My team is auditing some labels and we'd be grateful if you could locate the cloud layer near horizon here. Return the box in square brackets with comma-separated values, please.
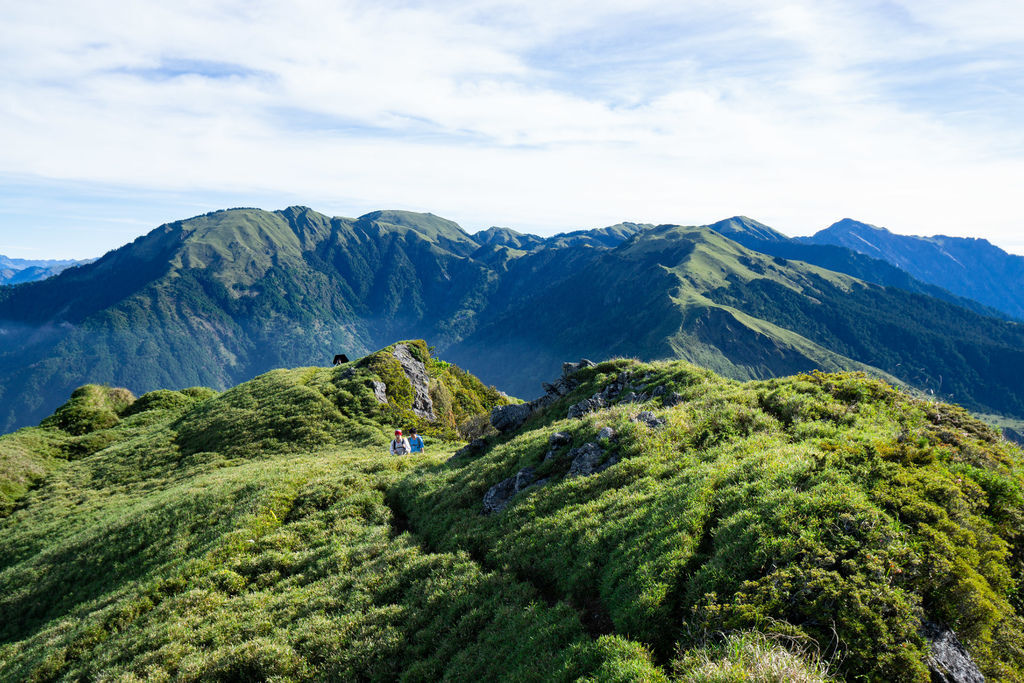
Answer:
[1, 0, 1023, 258]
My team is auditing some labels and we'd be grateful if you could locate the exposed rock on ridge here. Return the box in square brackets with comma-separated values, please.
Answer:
[393, 343, 435, 420]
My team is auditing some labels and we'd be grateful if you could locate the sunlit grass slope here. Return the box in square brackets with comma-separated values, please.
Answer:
[3, 341, 1022, 681]
[396, 358, 1024, 682]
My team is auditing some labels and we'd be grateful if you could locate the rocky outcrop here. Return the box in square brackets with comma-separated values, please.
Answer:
[568, 395, 605, 419]
[393, 344, 435, 420]
[482, 466, 548, 514]
[543, 431, 572, 461]
[632, 411, 667, 429]
[566, 442, 616, 477]
[490, 403, 534, 432]
[923, 622, 984, 683]
[490, 359, 593, 433]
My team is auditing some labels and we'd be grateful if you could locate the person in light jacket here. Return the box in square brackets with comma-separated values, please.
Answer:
[390, 429, 411, 456]
[408, 427, 425, 453]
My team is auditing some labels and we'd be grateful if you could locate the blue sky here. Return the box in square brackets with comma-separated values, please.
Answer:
[1, 0, 1023, 259]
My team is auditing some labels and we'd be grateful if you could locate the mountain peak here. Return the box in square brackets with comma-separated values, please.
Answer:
[825, 218, 890, 234]
[707, 216, 787, 242]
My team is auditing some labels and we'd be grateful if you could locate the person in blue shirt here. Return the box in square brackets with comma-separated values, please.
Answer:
[408, 427, 425, 453]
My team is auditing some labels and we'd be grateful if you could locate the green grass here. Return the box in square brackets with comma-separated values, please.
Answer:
[3, 345, 1023, 681]
[395, 360, 1024, 682]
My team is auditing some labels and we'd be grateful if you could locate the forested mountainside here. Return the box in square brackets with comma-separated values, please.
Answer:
[802, 218, 1024, 320]
[2, 344, 1021, 681]
[1, 206, 1022, 433]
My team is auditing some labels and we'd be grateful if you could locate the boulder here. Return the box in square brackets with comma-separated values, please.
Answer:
[923, 622, 984, 683]
[597, 426, 616, 441]
[567, 442, 611, 477]
[632, 411, 667, 429]
[483, 466, 546, 514]
[549, 431, 572, 448]
[491, 403, 534, 432]
[544, 431, 573, 461]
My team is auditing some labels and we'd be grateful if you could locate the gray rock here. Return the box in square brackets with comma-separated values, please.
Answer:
[562, 359, 596, 377]
[632, 411, 667, 429]
[597, 427, 616, 441]
[620, 391, 650, 404]
[568, 394, 605, 419]
[662, 392, 685, 407]
[491, 403, 534, 432]
[549, 431, 572, 448]
[923, 622, 984, 683]
[371, 380, 388, 404]
[483, 466, 544, 514]
[392, 344, 436, 420]
[449, 438, 487, 462]
[567, 442, 608, 477]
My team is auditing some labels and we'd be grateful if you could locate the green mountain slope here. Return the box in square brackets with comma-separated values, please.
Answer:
[2, 207, 1024, 433]
[710, 217, 1008, 320]
[3, 346, 1022, 681]
[447, 225, 1024, 418]
[803, 218, 1024, 320]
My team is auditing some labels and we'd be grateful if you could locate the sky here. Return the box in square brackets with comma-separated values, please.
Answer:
[1, 0, 1023, 259]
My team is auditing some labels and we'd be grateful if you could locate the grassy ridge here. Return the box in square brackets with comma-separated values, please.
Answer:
[396, 359, 1024, 681]
[0, 343, 670, 681]
[3, 343, 1023, 680]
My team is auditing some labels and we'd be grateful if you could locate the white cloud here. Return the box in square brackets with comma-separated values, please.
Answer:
[0, 0, 1022, 256]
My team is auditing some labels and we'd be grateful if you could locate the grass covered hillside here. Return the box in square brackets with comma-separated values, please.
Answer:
[3, 342, 1024, 681]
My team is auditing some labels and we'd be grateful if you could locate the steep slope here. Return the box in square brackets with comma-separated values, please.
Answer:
[803, 218, 1024, 320]
[449, 224, 1024, 419]
[0, 208, 494, 431]
[4, 348, 1022, 680]
[3, 207, 1024, 434]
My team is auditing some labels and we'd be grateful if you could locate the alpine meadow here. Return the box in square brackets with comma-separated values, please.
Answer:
[5, 2, 1024, 681]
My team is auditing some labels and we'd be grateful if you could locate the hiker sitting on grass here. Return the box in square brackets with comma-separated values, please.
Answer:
[408, 427, 425, 453]
[390, 430, 411, 456]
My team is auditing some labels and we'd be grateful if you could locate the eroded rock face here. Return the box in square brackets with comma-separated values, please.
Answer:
[393, 344, 435, 420]
[482, 466, 548, 514]
[371, 380, 388, 404]
[924, 622, 985, 683]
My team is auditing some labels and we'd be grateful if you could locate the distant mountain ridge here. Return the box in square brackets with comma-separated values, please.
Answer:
[802, 218, 1024, 320]
[1, 206, 1023, 432]
[0, 254, 88, 286]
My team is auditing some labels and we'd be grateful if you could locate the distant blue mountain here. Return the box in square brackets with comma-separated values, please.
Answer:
[0, 255, 89, 285]
[800, 219, 1024, 320]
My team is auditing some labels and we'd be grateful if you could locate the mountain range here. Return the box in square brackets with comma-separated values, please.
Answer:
[0, 206, 1022, 433]
[802, 218, 1024, 320]
[0, 254, 88, 286]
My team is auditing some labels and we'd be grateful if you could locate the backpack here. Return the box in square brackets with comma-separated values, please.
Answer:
[393, 438, 409, 455]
